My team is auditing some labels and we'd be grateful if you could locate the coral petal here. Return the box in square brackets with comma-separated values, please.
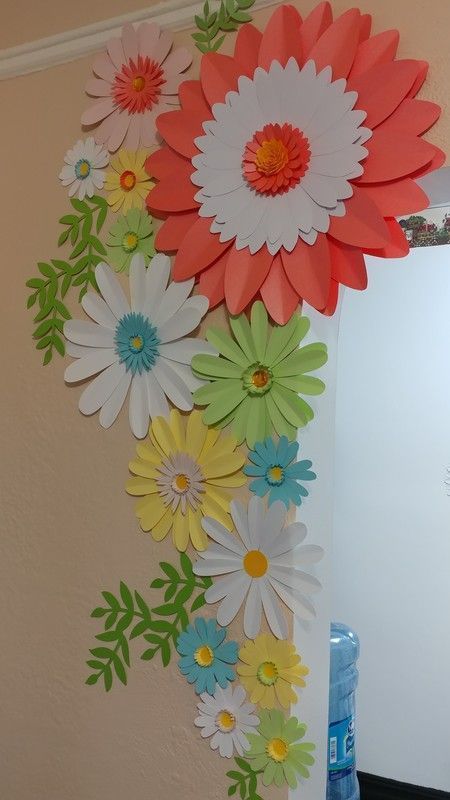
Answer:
[379, 98, 441, 136]
[145, 147, 187, 180]
[155, 212, 199, 251]
[360, 131, 438, 183]
[359, 178, 429, 217]
[281, 234, 330, 309]
[413, 145, 446, 179]
[365, 218, 409, 259]
[328, 239, 367, 289]
[200, 53, 243, 107]
[328, 186, 390, 249]
[198, 251, 228, 308]
[407, 61, 428, 97]
[350, 29, 399, 78]
[258, 5, 303, 70]
[320, 279, 339, 316]
[348, 59, 422, 129]
[234, 24, 262, 75]
[308, 8, 361, 79]
[298, 1, 332, 60]
[157, 110, 205, 158]
[224, 247, 273, 314]
[147, 171, 198, 213]
[179, 79, 210, 115]
[358, 14, 372, 43]
[260, 255, 300, 324]
[173, 217, 232, 280]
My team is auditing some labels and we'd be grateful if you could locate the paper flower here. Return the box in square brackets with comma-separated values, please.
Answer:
[237, 634, 309, 709]
[191, 302, 327, 447]
[194, 683, 259, 757]
[81, 22, 192, 152]
[193, 496, 324, 639]
[105, 149, 153, 213]
[106, 209, 155, 272]
[126, 409, 246, 551]
[59, 137, 108, 199]
[63, 254, 209, 438]
[246, 709, 316, 788]
[176, 617, 238, 694]
[244, 436, 316, 508]
[147, 3, 442, 323]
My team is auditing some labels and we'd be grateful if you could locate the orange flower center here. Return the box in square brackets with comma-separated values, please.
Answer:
[243, 122, 311, 196]
[132, 75, 146, 92]
[120, 170, 137, 191]
[243, 549, 268, 578]
[252, 368, 270, 388]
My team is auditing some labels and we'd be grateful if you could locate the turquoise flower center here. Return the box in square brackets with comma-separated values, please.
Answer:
[115, 311, 159, 375]
[242, 362, 273, 396]
[75, 158, 91, 179]
[266, 465, 285, 486]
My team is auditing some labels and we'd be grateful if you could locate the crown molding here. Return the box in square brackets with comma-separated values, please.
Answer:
[0, 0, 276, 81]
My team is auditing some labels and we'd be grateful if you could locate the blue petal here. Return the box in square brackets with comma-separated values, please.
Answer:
[205, 669, 217, 695]
[264, 437, 278, 463]
[216, 641, 239, 664]
[178, 655, 195, 669]
[195, 672, 208, 694]
[284, 441, 300, 466]
[275, 435, 289, 465]
[268, 486, 290, 508]
[249, 477, 269, 497]
[285, 461, 316, 480]
[244, 464, 266, 477]
[186, 664, 200, 683]
[195, 617, 208, 640]
[250, 448, 269, 468]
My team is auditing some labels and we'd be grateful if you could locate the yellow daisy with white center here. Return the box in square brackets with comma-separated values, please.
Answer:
[126, 409, 246, 552]
[237, 634, 309, 709]
[105, 148, 153, 213]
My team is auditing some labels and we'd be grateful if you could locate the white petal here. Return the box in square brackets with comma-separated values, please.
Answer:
[152, 278, 195, 327]
[129, 372, 149, 438]
[243, 580, 262, 639]
[129, 254, 147, 313]
[146, 371, 169, 419]
[268, 579, 317, 621]
[64, 320, 114, 348]
[99, 370, 132, 428]
[265, 523, 307, 557]
[301, 172, 352, 207]
[287, 186, 315, 234]
[158, 338, 216, 364]
[261, 500, 286, 545]
[247, 496, 266, 548]
[79, 361, 126, 415]
[230, 501, 251, 550]
[142, 253, 170, 319]
[269, 564, 322, 593]
[202, 517, 246, 555]
[152, 359, 193, 411]
[157, 302, 207, 343]
[216, 574, 251, 626]
[203, 571, 245, 599]
[259, 580, 288, 639]
[81, 291, 118, 329]
[65, 341, 96, 359]
[64, 348, 117, 382]
[272, 544, 324, 566]
[95, 262, 130, 319]
[196, 558, 243, 576]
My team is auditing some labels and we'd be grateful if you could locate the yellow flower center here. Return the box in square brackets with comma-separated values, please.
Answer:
[243, 549, 268, 578]
[133, 75, 146, 92]
[216, 710, 236, 732]
[194, 644, 214, 667]
[252, 368, 271, 388]
[255, 138, 290, 177]
[269, 466, 283, 482]
[120, 170, 137, 191]
[257, 660, 278, 686]
[129, 334, 144, 352]
[267, 737, 289, 763]
[173, 473, 190, 493]
[79, 160, 90, 177]
[122, 232, 139, 253]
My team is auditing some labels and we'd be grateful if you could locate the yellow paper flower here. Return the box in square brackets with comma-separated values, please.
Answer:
[105, 148, 153, 213]
[126, 409, 246, 552]
[237, 634, 309, 709]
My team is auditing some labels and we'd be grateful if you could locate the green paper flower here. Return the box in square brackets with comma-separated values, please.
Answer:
[246, 709, 316, 789]
[191, 301, 327, 447]
[106, 208, 155, 273]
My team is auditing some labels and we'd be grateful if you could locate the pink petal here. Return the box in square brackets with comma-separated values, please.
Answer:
[94, 110, 120, 145]
[138, 21, 160, 55]
[121, 22, 138, 63]
[81, 98, 115, 126]
[107, 111, 130, 153]
[153, 30, 173, 65]
[107, 36, 126, 70]
[162, 47, 192, 77]
[85, 78, 111, 98]
[92, 53, 115, 82]
[123, 113, 142, 150]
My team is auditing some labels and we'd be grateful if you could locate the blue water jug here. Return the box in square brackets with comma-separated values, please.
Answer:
[327, 623, 360, 800]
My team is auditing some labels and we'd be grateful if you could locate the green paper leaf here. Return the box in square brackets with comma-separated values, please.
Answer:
[160, 562, 180, 582]
[150, 577, 165, 589]
[71, 198, 90, 214]
[38, 262, 56, 278]
[190, 593, 206, 613]
[43, 350, 52, 366]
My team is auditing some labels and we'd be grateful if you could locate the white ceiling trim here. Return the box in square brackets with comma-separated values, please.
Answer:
[0, 0, 277, 81]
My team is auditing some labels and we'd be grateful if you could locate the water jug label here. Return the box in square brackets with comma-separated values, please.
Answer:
[328, 715, 355, 781]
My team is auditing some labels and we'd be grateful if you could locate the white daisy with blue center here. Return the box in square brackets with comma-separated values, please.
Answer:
[59, 137, 109, 199]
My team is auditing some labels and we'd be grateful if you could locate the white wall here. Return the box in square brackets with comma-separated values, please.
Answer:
[332, 246, 450, 792]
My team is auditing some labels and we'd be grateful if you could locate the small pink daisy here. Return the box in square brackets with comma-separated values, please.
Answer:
[81, 22, 192, 152]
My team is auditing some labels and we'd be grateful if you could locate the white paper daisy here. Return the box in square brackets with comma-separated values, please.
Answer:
[59, 137, 109, 199]
[193, 496, 323, 639]
[63, 254, 211, 438]
[192, 58, 371, 254]
[195, 683, 259, 758]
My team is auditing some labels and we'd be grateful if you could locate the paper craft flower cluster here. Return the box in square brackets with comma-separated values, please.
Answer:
[47, 3, 443, 797]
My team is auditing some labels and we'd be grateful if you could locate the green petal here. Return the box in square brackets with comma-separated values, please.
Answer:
[289, 746, 315, 767]
[276, 375, 326, 395]
[115, 216, 129, 235]
[249, 753, 269, 770]
[206, 327, 249, 367]
[283, 716, 303, 743]
[140, 239, 155, 257]
[282, 762, 298, 789]
[250, 301, 268, 362]
[265, 392, 297, 440]
[246, 396, 268, 448]
[191, 354, 242, 379]
[271, 384, 313, 428]
[272, 345, 327, 378]
[193, 378, 240, 405]
[266, 314, 310, 367]
[229, 313, 257, 363]
[246, 733, 267, 755]
[126, 207, 141, 230]
[269, 709, 285, 737]
[262, 760, 277, 786]
[137, 213, 153, 236]
[230, 395, 252, 444]
[274, 765, 285, 787]
[202, 387, 247, 426]
[258, 711, 275, 740]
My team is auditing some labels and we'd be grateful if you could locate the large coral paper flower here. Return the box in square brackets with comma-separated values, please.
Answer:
[146, 2, 443, 323]
[81, 22, 192, 152]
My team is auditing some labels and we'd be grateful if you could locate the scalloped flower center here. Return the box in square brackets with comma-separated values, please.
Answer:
[257, 660, 279, 686]
[194, 644, 214, 667]
[75, 159, 91, 179]
[242, 363, 273, 396]
[173, 473, 190, 493]
[113, 55, 165, 114]
[244, 549, 268, 578]
[120, 170, 137, 191]
[156, 452, 204, 514]
[115, 311, 160, 375]
[267, 737, 289, 763]
[122, 231, 139, 253]
[267, 465, 284, 486]
[243, 123, 311, 196]
[216, 710, 236, 732]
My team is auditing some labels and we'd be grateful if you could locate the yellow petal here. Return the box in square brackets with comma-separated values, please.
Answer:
[135, 442, 161, 465]
[128, 459, 159, 480]
[152, 508, 173, 542]
[202, 453, 245, 480]
[186, 409, 207, 460]
[250, 682, 269, 705]
[198, 427, 221, 460]
[106, 188, 124, 209]
[126, 477, 155, 496]
[236, 663, 257, 677]
[201, 494, 232, 530]
[118, 149, 132, 170]
[173, 508, 189, 552]
[204, 484, 230, 513]
[169, 409, 185, 451]
[189, 508, 207, 551]
[259, 684, 276, 709]
[275, 679, 297, 708]
[104, 173, 120, 190]
[198, 433, 238, 466]
[151, 416, 178, 457]
[137, 495, 167, 532]
[207, 473, 247, 488]
[123, 191, 135, 215]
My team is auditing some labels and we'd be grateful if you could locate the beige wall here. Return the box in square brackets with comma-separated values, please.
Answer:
[1, 2, 449, 799]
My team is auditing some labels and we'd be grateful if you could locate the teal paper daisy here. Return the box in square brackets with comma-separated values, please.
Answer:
[176, 617, 238, 695]
[244, 436, 316, 508]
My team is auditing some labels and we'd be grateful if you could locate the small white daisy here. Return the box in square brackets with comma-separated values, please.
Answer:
[63, 254, 211, 438]
[193, 496, 323, 639]
[195, 683, 259, 758]
[59, 137, 109, 199]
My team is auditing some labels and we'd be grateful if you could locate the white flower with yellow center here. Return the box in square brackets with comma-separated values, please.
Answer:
[193, 496, 323, 639]
[194, 684, 259, 758]
[59, 137, 109, 199]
